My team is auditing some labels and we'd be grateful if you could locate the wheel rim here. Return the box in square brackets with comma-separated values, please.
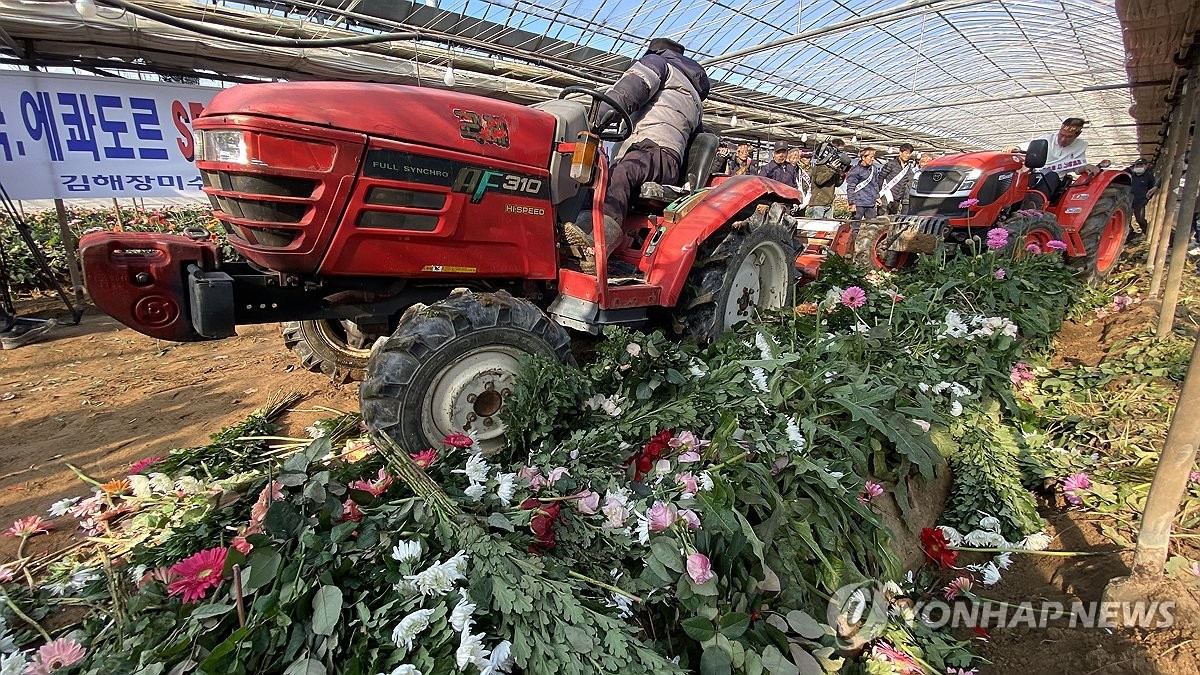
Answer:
[1016, 227, 1056, 257]
[872, 230, 911, 270]
[422, 345, 522, 453]
[312, 319, 374, 358]
[721, 240, 790, 330]
[1095, 208, 1126, 272]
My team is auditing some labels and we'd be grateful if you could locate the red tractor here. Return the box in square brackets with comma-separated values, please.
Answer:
[795, 139, 1131, 283]
[80, 82, 803, 452]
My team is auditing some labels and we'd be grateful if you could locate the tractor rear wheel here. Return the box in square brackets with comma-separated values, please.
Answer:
[281, 319, 379, 383]
[1067, 184, 1131, 285]
[999, 212, 1064, 258]
[852, 217, 913, 271]
[678, 202, 797, 342]
[360, 290, 574, 455]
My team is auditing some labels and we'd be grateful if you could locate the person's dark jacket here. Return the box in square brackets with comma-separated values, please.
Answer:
[878, 157, 914, 204]
[1124, 167, 1158, 206]
[712, 153, 734, 175]
[809, 163, 844, 207]
[845, 162, 882, 207]
[602, 49, 711, 163]
[759, 160, 798, 186]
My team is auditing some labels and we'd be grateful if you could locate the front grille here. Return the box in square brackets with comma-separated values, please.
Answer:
[202, 169, 319, 247]
[908, 196, 968, 219]
[915, 169, 964, 194]
[215, 196, 307, 224]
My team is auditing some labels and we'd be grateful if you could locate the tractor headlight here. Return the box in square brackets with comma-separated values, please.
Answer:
[958, 168, 983, 191]
[199, 130, 250, 164]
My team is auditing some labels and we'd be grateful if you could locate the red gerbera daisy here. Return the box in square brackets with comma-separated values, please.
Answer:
[166, 547, 228, 604]
[129, 456, 165, 474]
[410, 448, 438, 469]
[443, 432, 474, 448]
[920, 527, 958, 569]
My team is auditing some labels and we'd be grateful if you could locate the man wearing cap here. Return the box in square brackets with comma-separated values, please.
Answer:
[1123, 158, 1157, 244]
[1009, 117, 1099, 211]
[568, 36, 710, 271]
[759, 141, 798, 186]
[877, 143, 915, 216]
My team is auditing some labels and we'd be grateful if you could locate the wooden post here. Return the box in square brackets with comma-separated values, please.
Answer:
[111, 197, 124, 231]
[1149, 70, 1197, 297]
[53, 199, 86, 305]
[1156, 83, 1200, 337]
[1142, 117, 1177, 258]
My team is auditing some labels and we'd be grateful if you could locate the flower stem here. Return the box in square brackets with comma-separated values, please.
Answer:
[950, 546, 1114, 556]
[64, 462, 103, 488]
[0, 585, 51, 642]
[568, 570, 643, 603]
[708, 451, 751, 473]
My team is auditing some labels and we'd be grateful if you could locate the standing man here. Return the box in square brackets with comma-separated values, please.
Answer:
[1008, 117, 1098, 211]
[730, 143, 756, 175]
[845, 147, 882, 234]
[759, 141, 797, 185]
[877, 143, 915, 215]
[807, 139, 846, 218]
[568, 37, 710, 270]
[1124, 158, 1157, 244]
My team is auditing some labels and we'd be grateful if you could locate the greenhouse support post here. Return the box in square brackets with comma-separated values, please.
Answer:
[1143, 104, 1181, 263]
[53, 199, 85, 305]
[1148, 70, 1196, 297]
[1156, 84, 1200, 337]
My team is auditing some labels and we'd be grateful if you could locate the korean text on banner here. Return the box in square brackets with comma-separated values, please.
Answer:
[0, 72, 220, 200]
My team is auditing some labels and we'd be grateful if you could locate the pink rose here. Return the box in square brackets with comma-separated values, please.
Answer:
[576, 490, 600, 515]
[686, 552, 714, 584]
[602, 497, 629, 528]
[679, 509, 701, 530]
[676, 472, 699, 495]
[647, 501, 678, 532]
[677, 451, 701, 463]
[547, 466, 571, 484]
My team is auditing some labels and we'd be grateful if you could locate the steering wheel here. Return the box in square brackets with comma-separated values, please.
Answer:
[558, 86, 633, 143]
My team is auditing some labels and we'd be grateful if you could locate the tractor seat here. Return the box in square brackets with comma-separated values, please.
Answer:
[631, 132, 720, 213]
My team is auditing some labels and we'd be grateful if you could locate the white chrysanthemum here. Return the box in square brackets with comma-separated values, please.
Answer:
[405, 554, 467, 596]
[69, 567, 100, 591]
[0, 618, 15, 653]
[464, 482, 486, 501]
[46, 497, 80, 517]
[606, 592, 634, 619]
[0, 651, 27, 675]
[634, 513, 650, 545]
[128, 475, 153, 498]
[785, 418, 807, 453]
[450, 589, 477, 632]
[494, 473, 516, 506]
[963, 529, 1007, 548]
[443, 550, 469, 578]
[918, 382, 930, 392]
[305, 423, 326, 439]
[949, 400, 964, 417]
[381, 665, 422, 675]
[941, 310, 969, 338]
[994, 552, 1014, 570]
[931, 381, 951, 395]
[755, 331, 775, 360]
[1019, 532, 1052, 551]
[600, 396, 623, 417]
[455, 627, 490, 671]
[175, 476, 201, 495]
[482, 640, 514, 675]
[147, 472, 173, 494]
[936, 526, 964, 547]
[978, 515, 1002, 533]
[750, 368, 769, 394]
[455, 454, 491, 483]
[391, 540, 422, 563]
[391, 608, 434, 649]
[882, 581, 904, 599]
[697, 472, 714, 492]
[949, 383, 971, 399]
[977, 562, 1002, 586]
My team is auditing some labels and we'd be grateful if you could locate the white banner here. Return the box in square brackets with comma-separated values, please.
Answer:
[0, 72, 220, 200]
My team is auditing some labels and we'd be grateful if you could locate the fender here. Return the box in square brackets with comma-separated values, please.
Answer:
[644, 175, 802, 306]
[1049, 169, 1131, 255]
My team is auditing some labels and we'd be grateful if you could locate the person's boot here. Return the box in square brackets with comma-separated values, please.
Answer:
[563, 219, 596, 274]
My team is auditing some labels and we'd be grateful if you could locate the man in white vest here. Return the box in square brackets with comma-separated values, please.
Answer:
[1008, 117, 1099, 211]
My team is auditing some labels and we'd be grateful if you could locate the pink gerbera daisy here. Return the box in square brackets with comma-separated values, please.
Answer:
[410, 448, 438, 469]
[25, 638, 86, 674]
[1062, 472, 1092, 505]
[858, 481, 885, 504]
[5, 515, 54, 538]
[943, 576, 973, 601]
[129, 456, 165, 474]
[0, 564, 13, 583]
[348, 468, 394, 497]
[1046, 239, 1067, 251]
[840, 286, 867, 309]
[443, 432, 474, 448]
[994, 268, 1006, 280]
[1025, 243, 1042, 254]
[340, 499, 363, 523]
[166, 547, 228, 604]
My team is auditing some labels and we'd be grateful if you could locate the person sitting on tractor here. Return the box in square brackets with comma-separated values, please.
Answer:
[567, 37, 711, 271]
[1008, 117, 1100, 211]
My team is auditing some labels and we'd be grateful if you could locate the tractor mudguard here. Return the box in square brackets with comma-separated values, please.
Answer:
[1049, 170, 1132, 255]
[643, 175, 803, 306]
[80, 232, 222, 342]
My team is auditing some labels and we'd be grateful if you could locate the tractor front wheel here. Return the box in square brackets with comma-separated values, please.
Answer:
[852, 217, 913, 271]
[999, 213, 1064, 258]
[360, 290, 574, 455]
[281, 319, 379, 383]
[678, 202, 797, 342]
[1068, 184, 1131, 285]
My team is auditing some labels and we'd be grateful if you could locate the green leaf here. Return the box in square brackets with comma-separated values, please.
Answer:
[244, 547, 283, 593]
[681, 616, 716, 642]
[650, 536, 684, 573]
[761, 646, 799, 675]
[785, 610, 825, 640]
[718, 612, 750, 639]
[700, 645, 733, 675]
[311, 585, 343, 636]
[282, 657, 327, 675]
[263, 501, 305, 538]
[189, 603, 234, 621]
[486, 513, 515, 532]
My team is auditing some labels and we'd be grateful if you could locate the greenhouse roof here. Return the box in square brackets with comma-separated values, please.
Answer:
[1, 0, 1196, 161]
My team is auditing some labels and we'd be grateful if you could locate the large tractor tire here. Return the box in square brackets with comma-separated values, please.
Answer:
[852, 216, 913, 271]
[360, 290, 574, 455]
[678, 202, 797, 342]
[998, 212, 1065, 258]
[281, 319, 379, 384]
[1067, 184, 1131, 285]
